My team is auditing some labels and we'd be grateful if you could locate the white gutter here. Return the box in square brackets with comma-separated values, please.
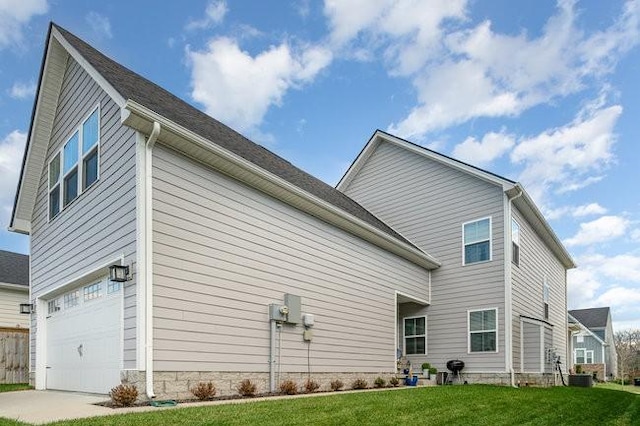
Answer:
[144, 121, 160, 399]
[121, 101, 440, 271]
[505, 187, 523, 387]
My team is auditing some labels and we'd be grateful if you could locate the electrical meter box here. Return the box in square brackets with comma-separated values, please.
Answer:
[269, 304, 287, 322]
[284, 294, 301, 324]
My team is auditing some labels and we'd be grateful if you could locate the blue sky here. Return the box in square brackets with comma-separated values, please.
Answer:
[0, 0, 639, 331]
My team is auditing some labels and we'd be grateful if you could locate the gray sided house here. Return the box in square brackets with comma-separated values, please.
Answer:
[337, 132, 576, 386]
[9, 24, 574, 398]
[568, 307, 617, 380]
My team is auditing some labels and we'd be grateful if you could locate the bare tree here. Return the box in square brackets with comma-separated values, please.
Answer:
[615, 329, 640, 382]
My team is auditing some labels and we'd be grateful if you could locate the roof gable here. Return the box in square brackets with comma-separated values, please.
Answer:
[10, 23, 440, 270]
[569, 307, 610, 329]
[337, 130, 576, 269]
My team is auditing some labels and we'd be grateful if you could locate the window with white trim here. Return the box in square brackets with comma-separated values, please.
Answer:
[543, 277, 550, 320]
[463, 217, 491, 265]
[511, 219, 520, 266]
[107, 280, 121, 294]
[404, 316, 426, 355]
[48, 107, 100, 219]
[48, 298, 61, 314]
[469, 308, 497, 352]
[574, 348, 594, 364]
[64, 290, 80, 309]
[84, 282, 102, 301]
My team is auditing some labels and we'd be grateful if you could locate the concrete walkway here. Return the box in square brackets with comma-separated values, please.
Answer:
[0, 390, 169, 424]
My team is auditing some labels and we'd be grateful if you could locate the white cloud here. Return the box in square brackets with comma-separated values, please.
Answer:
[564, 215, 630, 247]
[9, 81, 36, 99]
[187, 37, 331, 133]
[0, 0, 48, 49]
[186, 0, 228, 30]
[85, 11, 112, 39]
[572, 203, 608, 217]
[510, 100, 621, 203]
[384, 0, 640, 139]
[568, 252, 640, 331]
[0, 130, 27, 227]
[452, 130, 514, 166]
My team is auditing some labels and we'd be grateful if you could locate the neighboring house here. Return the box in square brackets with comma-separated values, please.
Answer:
[0, 250, 29, 330]
[568, 307, 617, 380]
[337, 131, 576, 386]
[0, 249, 29, 384]
[9, 23, 574, 398]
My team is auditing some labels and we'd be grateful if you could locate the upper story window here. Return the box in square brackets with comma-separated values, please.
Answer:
[404, 316, 426, 355]
[463, 217, 491, 265]
[48, 107, 100, 220]
[469, 308, 497, 352]
[511, 219, 520, 266]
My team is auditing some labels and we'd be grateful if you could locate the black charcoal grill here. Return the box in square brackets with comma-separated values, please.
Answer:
[446, 359, 465, 384]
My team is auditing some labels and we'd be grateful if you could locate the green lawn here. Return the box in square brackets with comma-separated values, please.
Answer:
[1, 385, 639, 426]
[0, 384, 32, 393]
[597, 382, 640, 394]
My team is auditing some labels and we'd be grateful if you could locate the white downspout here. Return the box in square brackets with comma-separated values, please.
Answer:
[145, 122, 160, 399]
[505, 187, 523, 388]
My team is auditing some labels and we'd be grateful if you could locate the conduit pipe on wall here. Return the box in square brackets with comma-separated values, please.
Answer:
[145, 122, 161, 399]
[505, 186, 523, 388]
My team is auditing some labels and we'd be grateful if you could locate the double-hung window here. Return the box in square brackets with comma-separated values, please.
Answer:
[469, 308, 497, 352]
[48, 107, 100, 219]
[463, 217, 491, 265]
[574, 348, 594, 364]
[404, 316, 426, 355]
[512, 219, 520, 266]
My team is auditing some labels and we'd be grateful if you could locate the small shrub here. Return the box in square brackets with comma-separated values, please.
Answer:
[351, 378, 368, 390]
[374, 377, 386, 388]
[279, 379, 298, 395]
[237, 379, 257, 397]
[110, 383, 138, 407]
[575, 365, 582, 374]
[389, 376, 400, 387]
[190, 381, 217, 400]
[429, 367, 438, 375]
[330, 379, 344, 391]
[421, 363, 431, 370]
[304, 379, 320, 393]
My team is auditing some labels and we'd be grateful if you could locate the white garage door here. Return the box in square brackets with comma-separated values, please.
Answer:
[46, 276, 122, 394]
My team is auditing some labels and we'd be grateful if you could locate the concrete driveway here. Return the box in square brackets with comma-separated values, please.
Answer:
[0, 390, 164, 424]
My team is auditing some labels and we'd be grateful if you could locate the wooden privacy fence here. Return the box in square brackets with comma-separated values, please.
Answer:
[0, 328, 29, 384]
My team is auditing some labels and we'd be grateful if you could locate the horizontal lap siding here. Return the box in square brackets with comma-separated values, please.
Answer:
[522, 322, 541, 372]
[29, 58, 138, 369]
[511, 207, 566, 371]
[151, 145, 430, 372]
[0, 289, 29, 329]
[342, 142, 506, 372]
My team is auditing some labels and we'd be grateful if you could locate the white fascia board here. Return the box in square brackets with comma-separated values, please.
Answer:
[122, 101, 440, 270]
[0, 282, 29, 292]
[51, 27, 126, 107]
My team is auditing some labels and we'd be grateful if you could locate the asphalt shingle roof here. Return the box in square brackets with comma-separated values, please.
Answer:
[569, 307, 610, 329]
[53, 24, 415, 249]
[0, 250, 29, 287]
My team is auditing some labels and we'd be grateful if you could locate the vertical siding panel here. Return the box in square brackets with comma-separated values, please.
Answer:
[342, 142, 506, 373]
[29, 58, 138, 370]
